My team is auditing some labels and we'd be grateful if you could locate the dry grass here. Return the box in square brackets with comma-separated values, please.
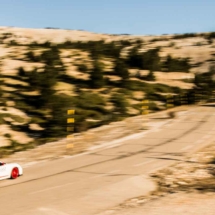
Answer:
[150, 144, 215, 193]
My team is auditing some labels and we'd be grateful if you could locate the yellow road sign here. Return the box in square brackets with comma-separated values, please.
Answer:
[67, 109, 75, 115]
[67, 118, 75, 123]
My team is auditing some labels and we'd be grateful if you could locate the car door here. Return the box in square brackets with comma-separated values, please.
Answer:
[0, 164, 8, 179]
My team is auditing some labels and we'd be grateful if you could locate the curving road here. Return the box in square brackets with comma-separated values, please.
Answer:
[0, 105, 215, 215]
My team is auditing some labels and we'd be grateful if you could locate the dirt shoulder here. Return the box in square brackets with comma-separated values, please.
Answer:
[3, 105, 190, 165]
[97, 143, 215, 215]
[98, 192, 215, 215]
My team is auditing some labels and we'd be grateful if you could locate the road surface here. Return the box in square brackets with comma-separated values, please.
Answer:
[0, 105, 215, 215]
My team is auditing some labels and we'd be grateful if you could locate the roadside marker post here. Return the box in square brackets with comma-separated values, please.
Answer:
[166, 94, 176, 118]
[194, 91, 200, 104]
[189, 91, 195, 105]
[67, 109, 75, 115]
[212, 91, 215, 102]
[195, 91, 205, 105]
[166, 94, 174, 109]
[67, 118, 75, 123]
[180, 93, 188, 106]
[142, 100, 149, 130]
[67, 109, 75, 150]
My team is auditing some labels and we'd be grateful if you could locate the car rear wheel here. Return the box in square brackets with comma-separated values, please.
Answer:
[11, 167, 19, 179]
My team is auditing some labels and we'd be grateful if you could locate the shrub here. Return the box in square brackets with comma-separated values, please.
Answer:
[89, 60, 105, 88]
[114, 59, 129, 80]
[9, 40, 18, 46]
[110, 93, 128, 116]
[77, 64, 88, 72]
[127, 48, 161, 70]
[205, 32, 215, 40]
[162, 55, 191, 72]
[145, 70, 156, 81]
[172, 33, 197, 39]
[18, 67, 26, 77]
[25, 51, 40, 62]
[4, 133, 11, 138]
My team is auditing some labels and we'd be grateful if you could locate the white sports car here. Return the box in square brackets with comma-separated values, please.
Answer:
[0, 162, 23, 180]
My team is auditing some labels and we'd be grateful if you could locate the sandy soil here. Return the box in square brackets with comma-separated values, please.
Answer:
[98, 192, 215, 215]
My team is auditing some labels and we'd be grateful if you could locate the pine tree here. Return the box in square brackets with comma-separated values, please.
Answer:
[89, 60, 104, 89]
[145, 70, 156, 81]
[114, 59, 129, 81]
[110, 93, 128, 117]
[18, 67, 26, 77]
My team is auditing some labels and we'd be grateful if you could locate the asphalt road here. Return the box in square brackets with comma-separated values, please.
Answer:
[0, 105, 215, 215]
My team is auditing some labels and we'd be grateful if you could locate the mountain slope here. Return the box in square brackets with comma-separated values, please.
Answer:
[0, 27, 214, 156]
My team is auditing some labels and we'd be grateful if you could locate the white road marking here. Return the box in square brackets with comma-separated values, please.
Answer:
[202, 134, 212, 139]
[192, 131, 214, 145]
[30, 182, 75, 195]
[134, 160, 155, 167]
[195, 139, 204, 144]
[23, 161, 46, 168]
[31, 170, 120, 194]
[181, 145, 194, 151]
[90, 170, 120, 179]
[104, 144, 121, 150]
[38, 208, 71, 215]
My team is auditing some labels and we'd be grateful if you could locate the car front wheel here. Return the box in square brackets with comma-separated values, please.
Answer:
[11, 167, 19, 179]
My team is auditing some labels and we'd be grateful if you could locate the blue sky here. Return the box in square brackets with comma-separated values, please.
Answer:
[1, 0, 215, 35]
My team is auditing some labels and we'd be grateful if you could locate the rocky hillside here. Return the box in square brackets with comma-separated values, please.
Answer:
[0, 26, 215, 156]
